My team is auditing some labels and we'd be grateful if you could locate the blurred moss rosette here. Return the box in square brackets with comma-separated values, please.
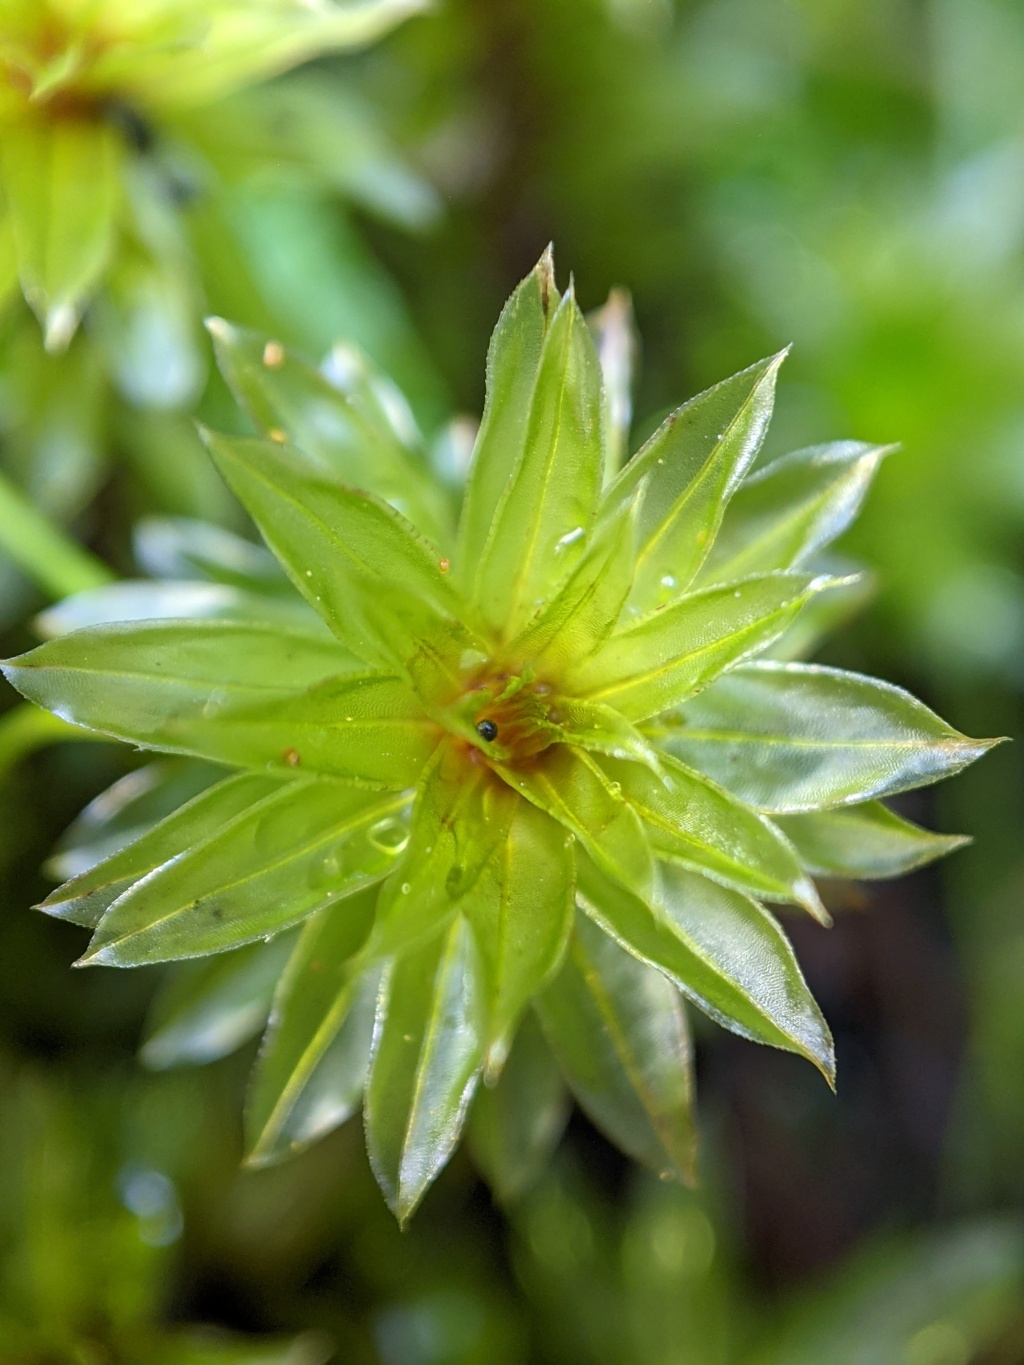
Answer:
[0, 0, 429, 352]
[1, 251, 996, 1222]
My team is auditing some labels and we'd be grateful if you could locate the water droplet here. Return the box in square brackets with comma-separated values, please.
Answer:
[305, 569, 312, 577]
[400, 882, 411, 895]
[368, 816, 410, 855]
[733, 589, 741, 598]
[262, 340, 285, 368]
[660, 574, 677, 589]
[554, 526, 585, 553]
[202, 687, 229, 718]
[608, 781, 622, 798]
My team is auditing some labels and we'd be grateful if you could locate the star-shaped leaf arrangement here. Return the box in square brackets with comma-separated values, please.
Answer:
[2, 251, 997, 1222]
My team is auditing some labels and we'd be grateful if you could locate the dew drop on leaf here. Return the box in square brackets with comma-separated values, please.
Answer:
[202, 687, 229, 718]
[400, 883, 411, 895]
[367, 816, 410, 855]
[660, 575, 677, 589]
[554, 526, 585, 553]
[262, 340, 285, 368]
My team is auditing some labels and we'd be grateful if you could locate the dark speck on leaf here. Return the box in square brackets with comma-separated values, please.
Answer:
[476, 719, 498, 742]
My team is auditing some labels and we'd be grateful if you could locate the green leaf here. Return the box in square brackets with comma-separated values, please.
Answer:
[204, 431, 478, 695]
[364, 917, 484, 1223]
[208, 319, 450, 542]
[0, 465, 114, 601]
[0, 118, 123, 350]
[193, 672, 436, 787]
[776, 802, 970, 880]
[3, 624, 435, 787]
[507, 486, 640, 672]
[543, 696, 665, 775]
[112, 0, 430, 109]
[141, 933, 297, 1070]
[463, 798, 575, 1077]
[657, 662, 998, 812]
[700, 441, 891, 583]
[6, 615, 350, 703]
[458, 250, 560, 580]
[601, 753, 827, 921]
[588, 288, 637, 483]
[245, 889, 379, 1166]
[607, 352, 785, 613]
[536, 912, 697, 1184]
[468, 1014, 570, 1205]
[473, 283, 605, 639]
[0, 207, 18, 308]
[39, 772, 282, 929]
[498, 745, 656, 901]
[577, 857, 835, 1082]
[367, 744, 515, 960]
[46, 758, 223, 881]
[569, 572, 834, 722]
[78, 782, 410, 966]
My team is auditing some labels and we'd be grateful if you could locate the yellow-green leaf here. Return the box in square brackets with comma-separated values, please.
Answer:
[473, 284, 605, 639]
[659, 662, 1000, 811]
[364, 918, 484, 1223]
[536, 911, 697, 1184]
[606, 352, 785, 612]
[569, 572, 834, 722]
[776, 802, 970, 880]
[1, 118, 123, 350]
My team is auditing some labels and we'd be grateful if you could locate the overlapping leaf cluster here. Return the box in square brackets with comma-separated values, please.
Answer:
[2, 252, 994, 1221]
[0, 0, 427, 351]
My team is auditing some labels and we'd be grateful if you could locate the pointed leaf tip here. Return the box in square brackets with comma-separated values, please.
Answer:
[796, 874, 832, 927]
[204, 315, 230, 338]
[536, 244, 557, 313]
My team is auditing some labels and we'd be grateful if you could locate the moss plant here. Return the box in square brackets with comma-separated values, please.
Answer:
[1, 251, 996, 1222]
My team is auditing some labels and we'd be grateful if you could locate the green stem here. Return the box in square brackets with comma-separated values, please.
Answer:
[0, 704, 96, 783]
[0, 468, 115, 599]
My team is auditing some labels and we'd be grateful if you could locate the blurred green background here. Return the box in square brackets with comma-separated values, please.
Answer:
[2, 0, 1024, 1360]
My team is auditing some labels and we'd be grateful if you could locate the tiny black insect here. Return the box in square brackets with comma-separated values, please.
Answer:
[476, 719, 498, 742]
